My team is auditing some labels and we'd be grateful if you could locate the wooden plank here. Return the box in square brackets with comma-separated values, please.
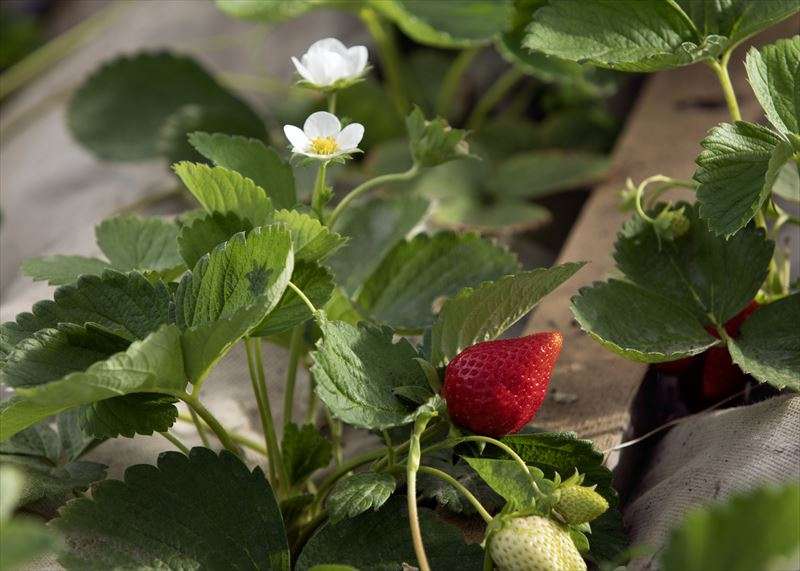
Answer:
[524, 19, 799, 453]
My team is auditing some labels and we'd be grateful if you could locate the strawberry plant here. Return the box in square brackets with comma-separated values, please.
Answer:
[0, 10, 625, 569]
[2, 1, 797, 569]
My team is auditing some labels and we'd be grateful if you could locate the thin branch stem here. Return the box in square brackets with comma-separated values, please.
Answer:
[245, 338, 289, 495]
[180, 395, 239, 454]
[359, 7, 408, 114]
[467, 67, 524, 131]
[328, 91, 337, 114]
[311, 162, 329, 221]
[187, 407, 211, 448]
[327, 165, 420, 229]
[709, 55, 742, 122]
[287, 281, 319, 314]
[177, 413, 268, 456]
[418, 466, 493, 523]
[603, 388, 748, 460]
[407, 416, 433, 571]
[436, 47, 480, 118]
[282, 325, 304, 428]
[159, 431, 190, 455]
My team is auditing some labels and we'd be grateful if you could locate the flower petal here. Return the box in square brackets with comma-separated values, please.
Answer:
[347, 45, 369, 75]
[283, 125, 309, 152]
[307, 37, 348, 57]
[336, 123, 365, 150]
[304, 111, 341, 138]
[291, 57, 315, 84]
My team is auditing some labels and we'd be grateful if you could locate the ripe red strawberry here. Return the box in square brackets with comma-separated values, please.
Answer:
[701, 300, 758, 401]
[442, 332, 563, 437]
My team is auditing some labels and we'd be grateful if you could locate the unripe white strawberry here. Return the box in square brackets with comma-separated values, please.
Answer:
[556, 484, 609, 524]
[489, 515, 586, 571]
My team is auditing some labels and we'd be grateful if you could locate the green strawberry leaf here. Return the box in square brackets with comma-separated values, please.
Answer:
[326, 472, 396, 524]
[406, 106, 472, 167]
[357, 232, 520, 331]
[675, 0, 800, 55]
[176, 226, 294, 383]
[0, 413, 105, 511]
[614, 204, 773, 325]
[0, 270, 172, 356]
[524, 0, 702, 72]
[462, 456, 540, 510]
[728, 293, 800, 390]
[215, 0, 316, 21]
[273, 209, 347, 262]
[177, 211, 253, 269]
[2, 324, 129, 388]
[311, 319, 429, 430]
[22, 256, 113, 286]
[1, 454, 106, 514]
[173, 162, 274, 226]
[68, 52, 264, 161]
[282, 423, 332, 486]
[498, 0, 615, 96]
[252, 262, 334, 337]
[328, 193, 430, 295]
[745, 36, 800, 136]
[0, 324, 185, 441]
[0, 466, 62, 569]
[53, 448, 290, 570]
[189, 132, 296, 209]
[296, 495, 484, 570]
[488, 150, 610, 199]
[695, 121, 788, 236]
[502, 431, 626, 563]
[374, 0, 515, 49]
[661, 483, 800, 571]
[431, 262, 584, 366]
[525, 0, 799, 72]
[158, 104, 268, 166]
[571, 279, 719, 363]
[80, 393, 179, 439]
[94, 215, 184, 276]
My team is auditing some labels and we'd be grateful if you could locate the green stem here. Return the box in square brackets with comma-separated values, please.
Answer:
[311, 162, 330, 221]
[305, 379, 319, 424]
[436, 47, 481, 118]
[177, 413, 268, 456]
[418, 466, 492, 523]
[483, 548, 495, 571]
[324, 408, 344, 466]
[359, 7, 408, 114]
[407, 415, 433, 571]
[245, 338, 289, 494]
[328, 91, 337, 114]
[709, 55, 742, 122]
[327, 165, 420, 229]
[382, 430, 396, 469]
[467, 67, 525, 131]
[0, 1, 129, 101]
[282, 326, 305, 428]
[159, 431, 190, 455]
[181, 395, 239, 454]
[187, 407, 211, 448]
[287, 281, 319, 314]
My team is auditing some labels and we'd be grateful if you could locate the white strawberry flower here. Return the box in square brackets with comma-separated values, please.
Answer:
[291, 38, 368, 89]
[283, 111, 364, 160]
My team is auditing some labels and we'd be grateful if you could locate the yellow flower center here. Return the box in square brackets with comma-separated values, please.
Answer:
[310, 136, 338, 155]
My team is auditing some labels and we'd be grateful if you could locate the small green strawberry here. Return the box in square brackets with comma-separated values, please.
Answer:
[489, 515, 587, 571]
[555, 484, 609, 525]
